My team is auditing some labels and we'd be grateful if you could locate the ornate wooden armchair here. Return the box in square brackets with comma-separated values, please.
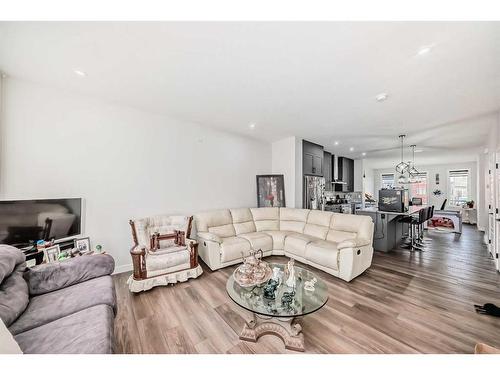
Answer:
[127, 215, 202, 292]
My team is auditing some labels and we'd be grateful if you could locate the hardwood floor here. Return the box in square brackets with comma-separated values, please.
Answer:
[113, 224, 500, 354]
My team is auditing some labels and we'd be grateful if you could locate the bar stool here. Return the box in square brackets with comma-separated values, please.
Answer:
[419, 206, 434, 244]
[414, 206, 435, 247]
[401, 208, 427, 251]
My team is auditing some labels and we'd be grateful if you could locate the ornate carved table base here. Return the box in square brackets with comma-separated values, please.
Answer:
[239, 313, 305, 352]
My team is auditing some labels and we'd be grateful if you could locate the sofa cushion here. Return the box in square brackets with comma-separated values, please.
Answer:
[0, 245, 29, 328]
[250, 207, 280, 231]
[307, 210, 334, 227]
[254, 220, 279, 231]
[250, 207, 279, 221]
[330, 213, 373, 238]
[231, 208, 257, 235]
[326, 229, 357, 243]
[305, 211, 333, 240]
[327, 213, 360, 243]
[220, 237, 251, 263]
[305, 240, 339, 271]
[14, 304, 114, 354]
[230, 208, 253, 223]
[24, 254, 115, 296]
[0, 316, 22, 354]
[195, 210, 235, 238]
[146, 248, 190, 274]
[262, 230, 295, 250]
[237, 232, 273, 252]
[233, 221, 256, 235]
[9, 276, 116, 335]
[303, 223, 329, 240]
[0, 263, 29, 328]
[284, 233, 316, 259]
[0, 245, 26, 284]
[279, 208, 310, 233]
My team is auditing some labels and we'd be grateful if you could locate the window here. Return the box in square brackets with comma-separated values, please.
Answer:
[449, 169, 469, 206]
[381, 173, 395, 189]
[409, 172, 428, 205]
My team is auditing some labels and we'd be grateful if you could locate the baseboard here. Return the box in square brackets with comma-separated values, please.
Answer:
[113, 263, 133, 275]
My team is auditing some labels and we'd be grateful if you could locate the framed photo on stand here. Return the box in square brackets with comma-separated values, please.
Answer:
[74, 237, 91, 254]
[256, 174, 286, 208]
[43, 245, 61, 263]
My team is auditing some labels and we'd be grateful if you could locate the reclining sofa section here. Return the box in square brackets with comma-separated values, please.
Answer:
[193, 208, 374, 282]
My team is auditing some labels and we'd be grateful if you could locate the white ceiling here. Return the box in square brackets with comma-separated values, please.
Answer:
[1, 22, 499, 167]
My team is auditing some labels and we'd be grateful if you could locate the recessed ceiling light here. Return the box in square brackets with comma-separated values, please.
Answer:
[417, 44, 434, 56]
[73, 69, 87, 77]
[375, 93, 388, 102]
[334, 141, 339, 146]
[362, 152, 366, 156]
[248, 123, 256, 129]
[349, 147, 354, 152]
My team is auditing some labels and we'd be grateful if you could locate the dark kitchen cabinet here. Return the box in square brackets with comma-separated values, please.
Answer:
[302, 140, 324, 176]
[323, 151, 332, 190]
[335, 156, 354, 192]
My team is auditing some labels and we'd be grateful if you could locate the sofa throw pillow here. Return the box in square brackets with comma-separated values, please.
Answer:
[0, 264, 29, 327]
[0, 245, 26, 285]
[0, 245, 29, 327]
[0, 317, 22, 354]
[24, 254, 115, 296]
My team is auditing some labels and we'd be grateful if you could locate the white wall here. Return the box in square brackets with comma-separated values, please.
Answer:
[477, 152, 487, 231]
[271, 137, 296, 208]
[0, 79, 272, 271]
[353, 159, 363, 192]
[271, 136, 303, 208]
[373, 161, 478, 209]
[294, 137, 303, 208]
[482, 113, 500, 257]
[363, 167, 375, 197]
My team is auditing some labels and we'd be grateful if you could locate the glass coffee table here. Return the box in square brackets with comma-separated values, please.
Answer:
[226, 262, 328, 352]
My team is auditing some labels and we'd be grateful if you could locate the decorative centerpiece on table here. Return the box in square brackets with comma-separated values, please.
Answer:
[233, 249, 272, 288]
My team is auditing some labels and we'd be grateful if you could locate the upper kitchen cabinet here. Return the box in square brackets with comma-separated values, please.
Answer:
[302, 140, 324, 176]
[335, 156, 354, 192]
[323, 151, 332, 190]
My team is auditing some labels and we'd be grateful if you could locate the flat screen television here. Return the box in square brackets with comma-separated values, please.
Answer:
[0, 198, 82, 248]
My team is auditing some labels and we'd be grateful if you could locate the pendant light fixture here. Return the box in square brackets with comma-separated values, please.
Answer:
[408, 144, 421, 183]
[396, 135, 409, 185]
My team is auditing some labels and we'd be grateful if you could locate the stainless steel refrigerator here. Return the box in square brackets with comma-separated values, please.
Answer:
[303, 176, 325, 210]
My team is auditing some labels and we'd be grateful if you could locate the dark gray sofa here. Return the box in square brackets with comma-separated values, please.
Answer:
[0, 244, 116, 354]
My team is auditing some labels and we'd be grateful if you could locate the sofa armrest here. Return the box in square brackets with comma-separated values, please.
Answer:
[24, 254, 115, 296]
[197, 232, 222, 244]
[337, 238, 371, 250]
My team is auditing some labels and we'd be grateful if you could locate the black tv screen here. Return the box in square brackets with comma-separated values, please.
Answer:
[0, 198, 82, 248]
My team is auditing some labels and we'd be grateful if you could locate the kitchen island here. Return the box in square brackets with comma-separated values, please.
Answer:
[356, 206, 424, 252]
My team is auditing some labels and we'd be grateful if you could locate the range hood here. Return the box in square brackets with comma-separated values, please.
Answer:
[332, 155, 347, 184]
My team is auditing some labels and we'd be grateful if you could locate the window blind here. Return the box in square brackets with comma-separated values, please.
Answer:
[449, 169, 469, 177]
[381, 173, 395, 188]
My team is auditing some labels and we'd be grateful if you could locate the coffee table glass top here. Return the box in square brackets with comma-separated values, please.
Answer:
[226, 262, 328, 318]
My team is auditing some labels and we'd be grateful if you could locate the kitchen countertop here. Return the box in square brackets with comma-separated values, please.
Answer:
[356, 206, 425, 216]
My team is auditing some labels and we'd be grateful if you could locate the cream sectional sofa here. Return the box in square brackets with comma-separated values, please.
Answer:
[193, 208, 374, 282]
